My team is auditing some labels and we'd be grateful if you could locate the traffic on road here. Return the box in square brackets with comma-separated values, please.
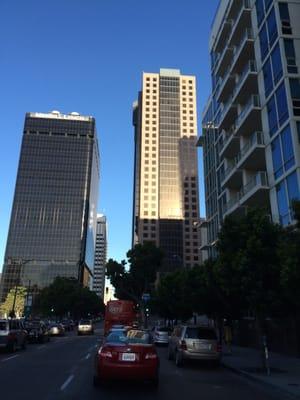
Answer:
[0, 319, 288, 400]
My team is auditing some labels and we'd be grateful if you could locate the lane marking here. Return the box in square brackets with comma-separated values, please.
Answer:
[60, 374, 74, 391]
[2, 354, 19, 362]
[85, 353, 91, 360]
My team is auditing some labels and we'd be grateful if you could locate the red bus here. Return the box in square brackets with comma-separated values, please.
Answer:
[104, 300, 136, 335]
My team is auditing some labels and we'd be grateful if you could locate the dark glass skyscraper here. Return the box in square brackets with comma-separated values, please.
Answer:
[0, 111, 99, 301]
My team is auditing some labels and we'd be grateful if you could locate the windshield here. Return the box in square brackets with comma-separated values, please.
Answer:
[185, 328, 217, 340]
[79, 320, 91, 325]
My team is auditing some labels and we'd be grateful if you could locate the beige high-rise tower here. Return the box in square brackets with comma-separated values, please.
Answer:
[132, 68, 201, 270]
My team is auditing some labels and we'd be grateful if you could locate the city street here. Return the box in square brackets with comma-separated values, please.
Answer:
[0, 323, 291, 400]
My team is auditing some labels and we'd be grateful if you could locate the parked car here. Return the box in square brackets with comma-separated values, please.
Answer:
[78, 319, 94, 336]
[0, 319, 27, 352]
[25, 320, 50, 343]
[168, 325, 221, 367]
[152, 326, 172, 345]
[61, 319, 72, 332]
[49, 322, 65, 336]
[94, 329, 159, 387]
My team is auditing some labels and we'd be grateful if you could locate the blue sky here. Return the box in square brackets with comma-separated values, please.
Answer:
[0, 0, 218, 269]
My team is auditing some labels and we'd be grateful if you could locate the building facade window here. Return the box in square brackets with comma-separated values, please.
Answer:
[284, 39, 298, 74]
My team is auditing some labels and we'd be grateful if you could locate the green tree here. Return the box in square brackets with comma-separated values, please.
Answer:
[154, 269, 193, 321]
[106, 242, 164, 301]
[216, 208, 284, 325]
[0, 286, 27, 318]
[35, 277, 104, 318]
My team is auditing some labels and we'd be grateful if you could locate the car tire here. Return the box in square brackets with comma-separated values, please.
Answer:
[167, 346, 173, 360]
[150, 376, 159, 390]
[22, 339, 27, 350]
[93, 375, 101, 387]
[175, 350, 183, 367]
[8, 341, 17, 353]
[213, 360, 220, 368]
[78, 332, 81, 336]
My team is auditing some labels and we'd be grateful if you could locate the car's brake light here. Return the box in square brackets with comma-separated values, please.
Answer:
[180, 340, 187, 350]
[98, 348, 113, 358]
[145, 352, 157, 359]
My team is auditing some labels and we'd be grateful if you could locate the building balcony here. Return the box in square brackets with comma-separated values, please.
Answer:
[217, 71, 236, 103]
[219, 128, 240, 159]
[237, 131, 265, 170]
[223, 171, 269, 217]
[213, 18, 234, 56]
[231, 61, 258, 104]
[234, 95, 261, 137]
[227, 0, 252, 49]
[231, 28, 254, 74]
[215, 45, 235, 77]
[221, 163, 243, 189]
[218, 96, 238, 131]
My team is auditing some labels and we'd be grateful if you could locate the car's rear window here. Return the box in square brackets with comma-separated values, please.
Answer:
[80, 320, 91, 324]
[106, 332, 127, 343]
[126, 330, 151, 344]
[185, 327, 217, 340]
[156, 327, 170, 332]
[0, 321, 8, 331]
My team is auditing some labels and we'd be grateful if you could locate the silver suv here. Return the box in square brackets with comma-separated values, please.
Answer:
[0, 319, 27, 352]
[168, 325, 221, 367]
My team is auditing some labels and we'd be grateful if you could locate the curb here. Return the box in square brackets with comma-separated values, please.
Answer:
[221, 361, 299, 400]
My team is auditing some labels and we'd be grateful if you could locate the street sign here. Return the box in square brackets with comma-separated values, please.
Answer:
[142, 293, 150, 302]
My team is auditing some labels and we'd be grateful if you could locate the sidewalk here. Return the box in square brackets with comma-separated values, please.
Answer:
[221, 345, 300, 398]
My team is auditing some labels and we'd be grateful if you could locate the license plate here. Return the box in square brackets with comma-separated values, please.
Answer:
[197, 344, 211, 350]
[121, 353, 136, 361]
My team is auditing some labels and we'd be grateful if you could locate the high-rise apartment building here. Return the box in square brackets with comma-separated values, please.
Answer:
[92, 214, 107, 299]
[199, 0, 300, 258]
[132, 69, 201, 270]
[0, 111, 99, 301]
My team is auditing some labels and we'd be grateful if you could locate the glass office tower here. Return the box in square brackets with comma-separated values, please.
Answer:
[92, 214, 107, 300]
[199, 0, 300, 258]
[0, 111, 99, 301]
[132, 69, 201, 270]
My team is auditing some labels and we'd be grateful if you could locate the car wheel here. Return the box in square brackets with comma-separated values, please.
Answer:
[22, 339, 27, 350]
[93, 375, 101, 387]
[167, 346, 173, 360]
[175, 350, 183, 367]
[150, 376, 159, 390]
[213, 360, 220, 368]
[8, 341, 17, 353]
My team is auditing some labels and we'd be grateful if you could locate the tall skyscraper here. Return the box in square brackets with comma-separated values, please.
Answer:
[0, 111, 99, 301]
[132, 69, 201, 270]
[92, 214, 107, 299]
[199, 0, 300, 258]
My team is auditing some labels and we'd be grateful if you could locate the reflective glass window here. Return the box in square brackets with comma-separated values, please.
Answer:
[276, 83, 289, 126]
[286, 172, 300, 204]
[256, 0, 265, 27]
[267, 8, 278, 47]
[267, 95, 278, 136]
[271, 136, 283, 179]
[276, 180, 289, 225]
[281, 125, 295, 172]
[263, 59, 273, 98]
[259, 24, 269, 61]
[271, 44, 283, 85]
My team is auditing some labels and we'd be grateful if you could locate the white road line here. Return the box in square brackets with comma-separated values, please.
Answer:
[2, 354, 19, 362]
[37, 345, 46, 350]
[85, 353, 91, 360]
[60, 374, 74, 391]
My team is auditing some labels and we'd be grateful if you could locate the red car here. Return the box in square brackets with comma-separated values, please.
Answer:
[93, 329, 159, 387]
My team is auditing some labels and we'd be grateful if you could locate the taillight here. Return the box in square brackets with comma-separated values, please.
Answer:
[180, 340, 187, 350]
[145, 352, 157, 360]
[98, 348, 113, 358]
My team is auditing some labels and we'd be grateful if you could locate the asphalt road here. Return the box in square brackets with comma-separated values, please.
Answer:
[0, 324, 291, 400]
